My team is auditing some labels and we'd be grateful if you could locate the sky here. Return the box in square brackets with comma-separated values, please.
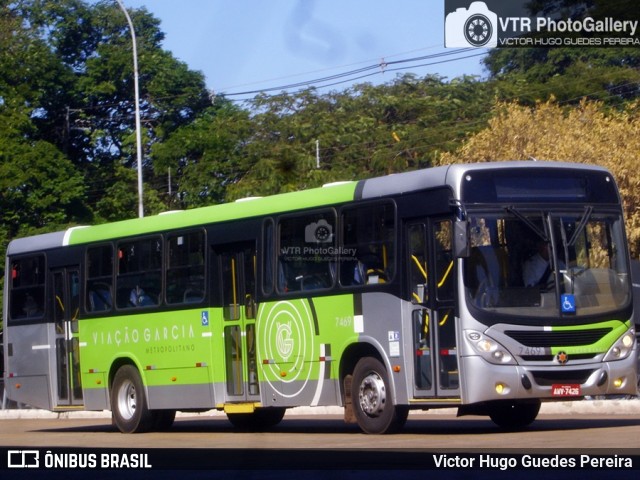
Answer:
[113, 0, 488, 99]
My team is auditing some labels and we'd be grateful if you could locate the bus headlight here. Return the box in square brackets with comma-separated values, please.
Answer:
[466, 330, 516, 365]
[603, 328, 636, 362]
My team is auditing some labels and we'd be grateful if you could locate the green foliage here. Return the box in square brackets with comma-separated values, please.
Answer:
[484, 0, 640, 105]
[151, 100, 253, 208]
[3, 0, 212, 224]
[486, 48, 640, 106]
[0, 138, 87, 233]
[220, 74, 494, 200]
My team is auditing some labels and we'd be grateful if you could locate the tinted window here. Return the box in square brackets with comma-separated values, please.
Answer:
[166, 231, 205, 304]
[10, 255, 45, 320]
[278, 210, 336, 292]
[117, 237, 162, 308]
[86, 245, 113, 312]
[341, 203, 396, 286]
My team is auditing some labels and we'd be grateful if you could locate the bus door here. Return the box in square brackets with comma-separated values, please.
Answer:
[218, 242, 260, 403]
[407, 219, 459, 398]
[51, 267, 84, 407]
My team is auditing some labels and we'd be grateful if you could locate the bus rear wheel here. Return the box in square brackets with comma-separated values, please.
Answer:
[488, 399, 541, 429]
[152, 409, 176, 431]
[352, 357, 408, 434]
[111, 365, 154, 433]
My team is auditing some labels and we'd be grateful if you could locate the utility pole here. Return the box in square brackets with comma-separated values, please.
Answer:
[115, 0, 144, 218]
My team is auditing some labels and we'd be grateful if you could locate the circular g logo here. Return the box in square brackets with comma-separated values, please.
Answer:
[276, 322, 294, 361]
[258, 300, 316, 398]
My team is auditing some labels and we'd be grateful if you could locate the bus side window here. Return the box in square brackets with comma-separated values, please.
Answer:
[340, 202, 396, 287]
[86, 245, 113, 313]
[277, 211, 336, 292]
[116, 237, 162, 309]
[10, 256, 45, 319]
[166, 231, 205, 305]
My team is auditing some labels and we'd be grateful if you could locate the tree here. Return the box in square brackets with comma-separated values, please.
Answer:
[220, 74, 495, 200]
[484, 1, 640, 105]
[438, 99, 640, 257]
[151, 99, 253, 208]
[0, 2, 89, 237]
[9, 0, 212, 219]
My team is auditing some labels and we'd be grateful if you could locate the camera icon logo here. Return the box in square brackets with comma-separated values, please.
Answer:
[305, 219, 333, 243]
[445, 1, 498, 48]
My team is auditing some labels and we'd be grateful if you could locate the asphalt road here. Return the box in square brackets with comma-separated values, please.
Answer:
[1, 403, 639, 478]
[1, 402, 640, 450]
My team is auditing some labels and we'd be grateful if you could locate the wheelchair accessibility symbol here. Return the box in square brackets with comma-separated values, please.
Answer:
[561, 294, 576, 313]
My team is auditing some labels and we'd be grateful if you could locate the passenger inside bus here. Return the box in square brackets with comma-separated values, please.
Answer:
[523, 240, 551, 287]
[88, 284, 112, 312]
[21, 293, 42, 317]
[354, 244, 387, 284]
[129, 285, 155, 307]
[522, 239, 564, 290]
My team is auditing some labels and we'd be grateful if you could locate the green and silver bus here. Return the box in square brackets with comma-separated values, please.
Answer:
[3, 161, 636, 434]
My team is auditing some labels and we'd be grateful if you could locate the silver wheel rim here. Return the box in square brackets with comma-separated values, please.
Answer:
[358, 371, 386, 417]
[117, 379, 137, 420]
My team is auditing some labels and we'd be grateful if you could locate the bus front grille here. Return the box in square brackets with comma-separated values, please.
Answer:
[504, 328, 612, 347]
[519, 353, 598, 362]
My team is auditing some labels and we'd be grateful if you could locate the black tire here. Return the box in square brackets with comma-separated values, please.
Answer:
[226, 407, 286, 430]
[488, 399, 541, 429]
[352, 357, 408, 434]
[111, 365, 154, 433]
[152, 409, 176, 431]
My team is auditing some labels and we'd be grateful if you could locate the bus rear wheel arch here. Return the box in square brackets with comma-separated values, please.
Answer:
[110, 364, 156, 433]
[109, 363, 177, 433]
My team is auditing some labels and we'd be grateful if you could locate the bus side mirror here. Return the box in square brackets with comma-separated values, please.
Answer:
[454, 221, 470, 258]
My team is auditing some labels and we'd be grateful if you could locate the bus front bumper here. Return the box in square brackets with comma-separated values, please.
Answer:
[459, 349, 638, 404]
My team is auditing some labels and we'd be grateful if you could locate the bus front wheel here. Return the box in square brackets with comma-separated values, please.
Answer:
[351, 357, 408, 434]
[488, 399, 541, 429]
[111, 365, 154, 433]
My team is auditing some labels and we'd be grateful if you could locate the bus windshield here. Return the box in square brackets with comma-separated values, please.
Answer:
[464, 208, 631, 320]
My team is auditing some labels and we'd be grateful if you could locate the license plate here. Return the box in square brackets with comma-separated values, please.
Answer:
[551, 384, 582, 397]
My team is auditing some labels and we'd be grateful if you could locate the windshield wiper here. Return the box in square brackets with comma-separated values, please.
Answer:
[505, 206, 548, 241]
[566, 206, 593, 247]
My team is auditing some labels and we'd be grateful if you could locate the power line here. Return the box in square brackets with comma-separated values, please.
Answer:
[63, 48, 488, 119]
[222, 48, 484, 98]
[212, 45, 456, 92]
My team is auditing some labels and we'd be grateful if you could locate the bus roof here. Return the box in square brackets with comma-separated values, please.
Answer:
[359, 161, 610, 200]
[7, 180, 357, 254]
[6, 161, 612, 255]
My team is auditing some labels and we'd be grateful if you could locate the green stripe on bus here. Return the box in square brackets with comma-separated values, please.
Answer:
[549, 320, 631, 355]
[68, 182, 357, 245]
